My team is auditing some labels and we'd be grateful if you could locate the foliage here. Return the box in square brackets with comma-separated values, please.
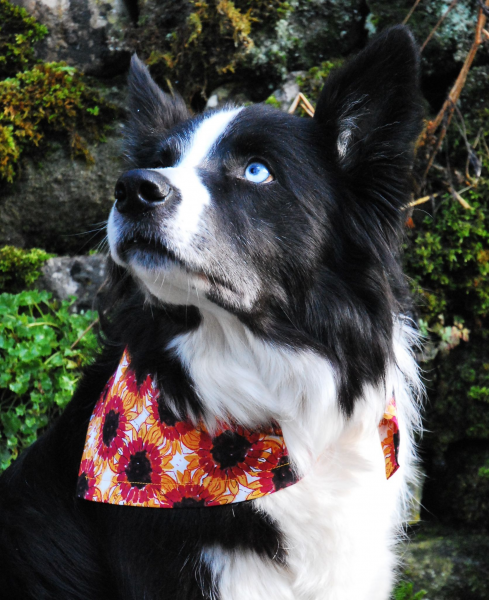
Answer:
[0, 0, 48, 78]
[0, 62, 116, 182]
[392, 581, 427, 600]
[0, 290, 97, 472]
[0, 245, 54, 293]
[405, 196, 489, 328]
[295, 60, 342, 106]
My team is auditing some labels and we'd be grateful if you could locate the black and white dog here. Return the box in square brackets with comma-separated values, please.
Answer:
[0, 25, 423, 600]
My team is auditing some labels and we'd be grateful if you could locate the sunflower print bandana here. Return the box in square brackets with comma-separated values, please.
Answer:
[77, 350, 298, 508]
[77, 351, 400, 508]
[378, 394, 400, 479]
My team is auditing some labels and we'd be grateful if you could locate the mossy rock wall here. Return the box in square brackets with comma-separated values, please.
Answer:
[2, 0, 489, 545]
[0, 131, 121, 252]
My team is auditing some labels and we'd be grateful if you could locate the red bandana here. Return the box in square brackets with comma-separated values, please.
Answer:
[77, 351, 400, 508]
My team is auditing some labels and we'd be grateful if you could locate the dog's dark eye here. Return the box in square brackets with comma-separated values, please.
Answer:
[153, 148, 174, 169]
[245, 162, 273, 184]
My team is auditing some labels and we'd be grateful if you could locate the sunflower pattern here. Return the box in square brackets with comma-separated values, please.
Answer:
[77, 349, 299, 508]
[378, 393, 400, 479]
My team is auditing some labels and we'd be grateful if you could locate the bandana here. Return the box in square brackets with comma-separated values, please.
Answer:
[77, 350, 399, 508]
[379, 394, 400, 479]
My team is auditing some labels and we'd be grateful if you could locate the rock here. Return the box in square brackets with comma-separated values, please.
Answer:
[0, 130, 122, 254]
[400, 524, 489, 600]
[205, 85, 252, 110]
[36, 254, 107, 312]
[268, 71, 306, 112]
[12, 0, 134, 76]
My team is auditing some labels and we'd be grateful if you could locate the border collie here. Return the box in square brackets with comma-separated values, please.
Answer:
[0, 25, 423, 600]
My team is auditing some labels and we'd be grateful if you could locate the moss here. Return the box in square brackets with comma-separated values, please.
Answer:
[0, 246, 54, 293]
[405, 196, 489, 327]
[401, 524, 489, 599]
[295, 61, 342, 105]
[264, 94, 281, 108]
[135, 0, 291, 104]
[392, 582, 427, 600]
[0, 63, 116, 182]
[0, 0, 48, 78]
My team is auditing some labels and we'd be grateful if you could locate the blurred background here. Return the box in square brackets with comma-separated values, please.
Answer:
[1, 1, 489, 598]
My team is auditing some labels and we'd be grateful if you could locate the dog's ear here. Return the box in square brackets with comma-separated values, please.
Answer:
[314, 25, 423, 215]
[124, 55, 190, 166]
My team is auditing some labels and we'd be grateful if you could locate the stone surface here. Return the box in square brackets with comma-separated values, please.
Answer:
[401, 525, 489, 600]
[36, 254, 107, 312]
[0, 130, 122, 254]
[205, 85, 252, 111]
[268, 71, 306, 112]
[12, 0, 133, 76]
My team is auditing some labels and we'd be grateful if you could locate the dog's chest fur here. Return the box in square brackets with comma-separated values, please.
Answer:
[170, 310, 420, 600]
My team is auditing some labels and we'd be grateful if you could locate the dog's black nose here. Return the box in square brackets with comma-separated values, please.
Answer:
[114, 169, 171, 214]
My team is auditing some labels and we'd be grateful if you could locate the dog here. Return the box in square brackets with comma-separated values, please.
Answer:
[0, 25, 423, 600]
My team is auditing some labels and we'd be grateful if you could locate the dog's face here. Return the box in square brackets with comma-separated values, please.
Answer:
[107, 27, 422, 412]
[108, 100, 330, 313]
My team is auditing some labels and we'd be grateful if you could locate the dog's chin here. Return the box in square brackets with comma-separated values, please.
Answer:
[112, 240, 255, 313]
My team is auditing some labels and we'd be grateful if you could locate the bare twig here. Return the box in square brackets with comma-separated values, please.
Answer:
[70, 318, 99, 350]
[451, 188, 473, 209]
[420, 0, 459, 53]
[403, 0, 424, 24]
[288, 93, 315, 117]
[423, 0, 489, 180]
[406, 193, 439, 208]
[479, 0, 489, 17]
[288, 93, 301, 114]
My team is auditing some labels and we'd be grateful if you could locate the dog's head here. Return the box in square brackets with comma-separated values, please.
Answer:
[106, 26, 423, 413]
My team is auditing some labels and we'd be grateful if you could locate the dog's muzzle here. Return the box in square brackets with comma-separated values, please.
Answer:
[114, 169, 172, 215]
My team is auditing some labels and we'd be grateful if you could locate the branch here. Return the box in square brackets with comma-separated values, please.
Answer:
[420, 0, 459, 53]
[423, 0, 489, 180]
[403, 0, 424, 25]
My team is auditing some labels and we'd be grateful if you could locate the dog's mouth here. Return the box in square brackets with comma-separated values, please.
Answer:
[119, 233, 218, 285]
[119, 233, 177, 263]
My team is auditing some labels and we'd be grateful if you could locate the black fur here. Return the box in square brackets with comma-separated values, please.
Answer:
[0, 26, 423, 599]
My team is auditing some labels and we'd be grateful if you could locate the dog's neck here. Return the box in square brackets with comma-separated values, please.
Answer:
[164, 303, 347, 474]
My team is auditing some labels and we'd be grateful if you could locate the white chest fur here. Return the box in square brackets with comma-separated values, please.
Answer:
[170, 307, 422, 600]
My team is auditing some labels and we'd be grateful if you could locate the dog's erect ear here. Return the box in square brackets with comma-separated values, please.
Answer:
[124, 55, 190, 166]
[314, 25, 423, 214]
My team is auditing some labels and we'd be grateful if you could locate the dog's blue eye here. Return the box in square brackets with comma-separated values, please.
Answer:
[245, 162, 271, 183]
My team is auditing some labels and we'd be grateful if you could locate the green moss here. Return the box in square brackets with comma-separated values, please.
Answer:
[0, 63, 116, 182]
[405, 196, 489, 329]
[138, 0, 290, 103]
[392, 581, 427, 600]
[0, 0, 48, 78]
[264, 94, 281, 108]
[0, 246, 54, 293]
[296, 60, 342, 106]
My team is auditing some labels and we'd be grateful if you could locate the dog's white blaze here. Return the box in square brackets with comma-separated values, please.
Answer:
[160, 108, 242, 248]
